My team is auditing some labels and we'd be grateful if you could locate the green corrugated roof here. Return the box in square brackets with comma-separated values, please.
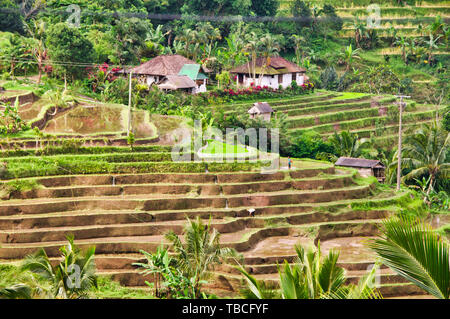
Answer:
[178, 64, 208, 80]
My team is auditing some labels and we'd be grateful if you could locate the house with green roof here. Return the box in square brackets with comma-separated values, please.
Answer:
[178, 64, 208, 93]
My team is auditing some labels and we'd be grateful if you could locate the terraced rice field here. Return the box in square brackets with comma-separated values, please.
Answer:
[279, 0, 450, 51]
[0, 140, 429, 298]
[0, 90, 438, 299]
[222, 91, 444, 141]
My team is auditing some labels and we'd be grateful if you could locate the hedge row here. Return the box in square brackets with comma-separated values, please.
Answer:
[0, 145, 173, 158]
[285, 97, 400, 117]
[224, 93, 343, 114]
[2, 152, 197, 164]
[1, 160, 265, 179]
[291, 107, 443, 134]
[274, 94, 378, 112]
[221, 92, 337, 111]
[287, 105, 396, 129]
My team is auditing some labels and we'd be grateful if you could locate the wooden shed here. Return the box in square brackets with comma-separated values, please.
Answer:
[335, 157, 385, 182]
[248, 102, 274, 121]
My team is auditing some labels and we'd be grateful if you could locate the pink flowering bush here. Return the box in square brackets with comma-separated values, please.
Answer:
[85, 63, 120, 93]
[209, 81, 314, 101]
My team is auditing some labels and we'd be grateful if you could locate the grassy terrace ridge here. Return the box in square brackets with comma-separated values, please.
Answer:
[0, 145, 174, 157]
[322, 119, 436, 138]
[218, 91, 338, 109]
[290, 105, 445, 134]
[283, 97, 397, 117]
[222, 92, 374, 114]
[286, 103, 406, 129]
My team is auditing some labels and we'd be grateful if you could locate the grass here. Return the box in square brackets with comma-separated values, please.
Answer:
[0, 263, 52, 296]
[330, 92, 369, 100]
[92, 276, 154, 299]
[201, 140, 249, 155]
[0, 263, 154, 299]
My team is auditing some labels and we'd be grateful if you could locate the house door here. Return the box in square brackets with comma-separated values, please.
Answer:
[291, 73, 296, 82]
[278, 74, 283, 85]
[238, 74, 244, 84]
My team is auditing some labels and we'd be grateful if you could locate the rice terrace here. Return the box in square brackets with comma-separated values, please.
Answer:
[0, 0, 449, 303]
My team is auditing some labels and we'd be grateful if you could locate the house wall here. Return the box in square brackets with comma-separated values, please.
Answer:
[250, 113, 271, 121]
[146, 75, 163, 86]
[239, 73, 305, 89]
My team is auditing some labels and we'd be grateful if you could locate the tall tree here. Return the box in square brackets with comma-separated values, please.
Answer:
[46, 23, 94, 80]
[251, 0, 279, 17]
[109, 17, 150, 65]
[26, 19, 46, 85]
[0, 0, 24, 33]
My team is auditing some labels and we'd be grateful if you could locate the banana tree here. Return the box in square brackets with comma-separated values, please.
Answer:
[341, 44, 361, 71]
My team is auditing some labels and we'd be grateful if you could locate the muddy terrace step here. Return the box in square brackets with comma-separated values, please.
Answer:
[0, 227, 256, 259]
[0, 220, 382, 259]
[0, 210, 389, 244]
[9, 174, 355, 200]
[9, 167, 335, 188]
[0, 204, 389, 231]
[0, 184, 374, 216]
[0, 218, 247, 244]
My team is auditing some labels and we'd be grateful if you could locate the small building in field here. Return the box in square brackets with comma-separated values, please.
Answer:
[230, 56, 306, 90]
[335, 157, 385, 182]
[117, 54, 209, 93]
[248, 102, 274, 121]
[157, 75, 197, 93]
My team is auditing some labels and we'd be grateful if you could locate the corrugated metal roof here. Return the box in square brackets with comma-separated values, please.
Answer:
[178, 64, 209, 81]
[335, 157, 384, 168]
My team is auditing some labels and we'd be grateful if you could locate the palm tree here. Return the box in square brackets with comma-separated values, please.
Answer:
[237, 266, 279, 299]
[244, 32, 261, 84]
[278, 244, 346, 299]
[341, 44, 361, 71]
[291, 34, 306, 66]
[328, 131, 371, 158]
[367, 216, 449, 299]
[258, 34, 281, 85]
[175, 28, 197, 58]
[165, 217, 238, 297]
[237, 243, 382, 299]
[26, 19, 46, 85]
[21, 235, 97, 299]
[43, 89, 77, 112]
[400, 122, 449, 196]
[0, 284, 33, 299]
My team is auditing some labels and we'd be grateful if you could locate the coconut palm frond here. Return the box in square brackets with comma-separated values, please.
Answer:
[367, 216, 450, 299]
